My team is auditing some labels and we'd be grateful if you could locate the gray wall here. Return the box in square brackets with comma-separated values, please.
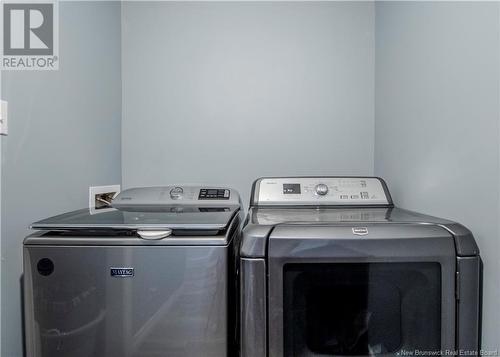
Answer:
[0, 71, 3, 356]
[0, 2, 122, 356]
[121, 1, 375, 204]
[375, 2, 500, 349]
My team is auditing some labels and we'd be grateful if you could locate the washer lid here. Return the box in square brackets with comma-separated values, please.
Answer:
[31, 205, 239, 232]
[32, 186, 240, 232]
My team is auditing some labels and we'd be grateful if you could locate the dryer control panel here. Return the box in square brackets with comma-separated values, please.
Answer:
[252, 177, 391, 206]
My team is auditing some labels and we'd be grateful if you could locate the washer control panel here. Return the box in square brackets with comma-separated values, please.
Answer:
[253, 177, 390, 206]
[113, 186, 238, 208]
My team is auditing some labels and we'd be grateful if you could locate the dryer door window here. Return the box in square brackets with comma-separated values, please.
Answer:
[283, 263, 441, 356]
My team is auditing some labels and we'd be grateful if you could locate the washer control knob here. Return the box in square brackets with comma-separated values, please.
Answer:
[315, 184, 329, 196]
[170, 187, 184, 200]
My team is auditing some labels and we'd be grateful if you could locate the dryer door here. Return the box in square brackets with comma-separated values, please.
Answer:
[267, 224, 456, 357]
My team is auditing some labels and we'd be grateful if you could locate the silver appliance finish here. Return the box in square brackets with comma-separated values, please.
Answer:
[24, 186, 242, 357]
[240, 177, 481, 357]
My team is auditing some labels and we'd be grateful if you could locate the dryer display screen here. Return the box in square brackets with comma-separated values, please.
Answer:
[283, 184, 301, 194]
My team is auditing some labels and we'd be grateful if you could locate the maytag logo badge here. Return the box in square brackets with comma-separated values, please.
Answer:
[110, 267, 134, 278]
[1, 0, 59, 70]
[352, 227, 368, 236]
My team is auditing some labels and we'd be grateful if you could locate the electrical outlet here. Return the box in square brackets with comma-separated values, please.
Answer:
[0, 100, 8, 136]
[89, 185, 120, 214]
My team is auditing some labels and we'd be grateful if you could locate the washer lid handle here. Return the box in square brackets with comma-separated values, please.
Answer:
[137, 229, 172, 240]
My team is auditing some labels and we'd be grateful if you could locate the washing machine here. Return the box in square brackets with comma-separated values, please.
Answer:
[240, 177, 481, 357]
[23, 186, 242, 357]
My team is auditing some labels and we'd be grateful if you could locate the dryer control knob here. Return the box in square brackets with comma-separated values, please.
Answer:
[315, 184, 329, 196]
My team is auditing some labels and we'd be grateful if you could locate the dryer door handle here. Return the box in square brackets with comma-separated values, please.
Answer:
[137, 229, 172, 240]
